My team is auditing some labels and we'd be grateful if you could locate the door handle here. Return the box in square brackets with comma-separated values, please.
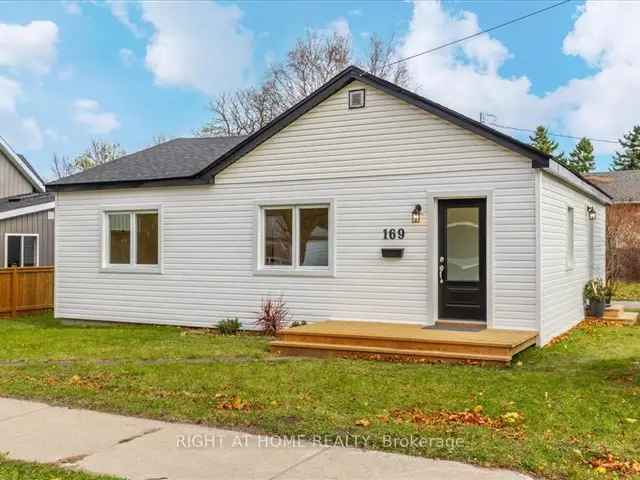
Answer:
[439, 264, 445, 284]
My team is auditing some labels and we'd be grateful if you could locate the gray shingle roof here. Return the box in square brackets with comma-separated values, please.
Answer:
[48, 136, 247, 186]
[585, 171, 640, 203]
[0, 192, 54, 214]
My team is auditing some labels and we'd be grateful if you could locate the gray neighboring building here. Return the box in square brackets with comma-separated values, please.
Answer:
[0, 137, 55, 267]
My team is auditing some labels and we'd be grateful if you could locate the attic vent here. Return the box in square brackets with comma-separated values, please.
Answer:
[348, 89, 365, 109]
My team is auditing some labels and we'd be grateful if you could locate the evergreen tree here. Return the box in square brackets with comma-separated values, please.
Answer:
[529, 126, 566, 164]
[611, 125, 640, 171]
[567, 137, 595, 173]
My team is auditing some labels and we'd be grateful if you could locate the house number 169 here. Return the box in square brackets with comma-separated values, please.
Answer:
[383, 228, 405, 240]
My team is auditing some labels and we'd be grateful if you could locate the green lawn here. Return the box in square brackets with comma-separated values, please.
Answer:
[0, 456, 120, 480]
[614, 282, 640, 301]
[0, 314, 638, 480]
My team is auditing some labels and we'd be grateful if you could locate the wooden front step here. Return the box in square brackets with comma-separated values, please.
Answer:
[279, 331, 517, 357]
[271, 321, 538, 365]
[270, 341, 512, 364]
[604, 305, 624, 319]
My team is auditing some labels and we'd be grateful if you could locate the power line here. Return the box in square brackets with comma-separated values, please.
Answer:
[485, 121, 619, 145]
[385, 0, 572, 67]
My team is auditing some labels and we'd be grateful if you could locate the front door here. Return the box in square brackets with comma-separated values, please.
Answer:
[438, 198, 486, 321]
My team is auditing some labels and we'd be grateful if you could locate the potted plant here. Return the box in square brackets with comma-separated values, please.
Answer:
[584, 278, 607, 318]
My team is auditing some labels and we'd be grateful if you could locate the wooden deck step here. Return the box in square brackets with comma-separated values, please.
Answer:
[271, 321, 538, 365]
[270, 340, 513, 364]
[280, 331, 526, 357]
[609, 311, 639, 326]
[604, 305, 625, 319]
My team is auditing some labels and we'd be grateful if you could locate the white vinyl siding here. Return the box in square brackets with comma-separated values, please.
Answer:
[54, 81, 538, 330]
[539, 171, 606, 344]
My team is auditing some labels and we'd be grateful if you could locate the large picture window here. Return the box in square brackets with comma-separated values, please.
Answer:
[261, 204, 331, 272]
[4, 234, 38, 267]
[105, 210, 159, 269]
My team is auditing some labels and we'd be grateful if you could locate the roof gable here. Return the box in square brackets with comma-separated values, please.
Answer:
[0, 136, 45, 193]
[49, 65, 559, 192]
[197, 66, 551, 181]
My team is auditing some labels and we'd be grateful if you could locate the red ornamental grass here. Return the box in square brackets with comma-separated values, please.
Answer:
[256, 296, 290, 335]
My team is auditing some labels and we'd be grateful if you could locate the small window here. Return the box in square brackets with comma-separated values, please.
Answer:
[105, 210, 159, 268]
[348, 89, 365, 109]
[4, 234, 38, 267]
[261, 205, 330, 272]
[567, 206, 575, 269]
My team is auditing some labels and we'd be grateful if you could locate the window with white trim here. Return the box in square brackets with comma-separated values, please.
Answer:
[4, 234, 38, 267]
[566, 206, 575, 269]
[105, 210, 159, 268]
[261, 205, 330, 271]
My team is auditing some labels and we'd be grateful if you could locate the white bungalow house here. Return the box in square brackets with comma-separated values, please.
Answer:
[48, 66, 610, 355]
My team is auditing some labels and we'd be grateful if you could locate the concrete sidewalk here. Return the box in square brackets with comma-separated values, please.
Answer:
[0, 397, 533, 480]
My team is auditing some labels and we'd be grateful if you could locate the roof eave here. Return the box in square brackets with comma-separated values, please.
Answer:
[46, 175, 211, 192]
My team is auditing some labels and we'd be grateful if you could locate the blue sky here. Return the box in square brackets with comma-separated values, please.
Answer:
[1, 1, 637, 179]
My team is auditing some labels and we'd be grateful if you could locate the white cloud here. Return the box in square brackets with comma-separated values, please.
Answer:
[550, 1, 640, 152]
[141, 1, 253, 96]
[106, 0, 144, 38]
[400, 0, 640, 155]
[119, 48, 135, 67]
[63, 1, 81, 15]
[0, 76, 21, 112]
[316, 17, 351, 41]
[0, 75, 43, 149]
[72, 98, 120, 134]
[401, 2, 549, 129]
[0, 21, 58, 74]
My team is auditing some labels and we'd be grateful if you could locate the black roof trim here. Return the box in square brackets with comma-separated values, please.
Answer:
[197, 66, 551, 180]
[48, 176, 211, 192]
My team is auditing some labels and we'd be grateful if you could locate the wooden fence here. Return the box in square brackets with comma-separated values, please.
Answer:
[0, 266, 54, 317]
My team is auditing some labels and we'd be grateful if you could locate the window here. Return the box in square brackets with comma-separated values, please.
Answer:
[348, 89, 365, 109]
[105, 210, 159, 269]
[4, 234, 38, 267]
[261, 204, 331, 272]
[567, 206, 575, 269]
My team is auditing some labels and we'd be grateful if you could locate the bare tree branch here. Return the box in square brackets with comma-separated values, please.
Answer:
[50, 153, 77, 180]
[197, 31, 411, 138]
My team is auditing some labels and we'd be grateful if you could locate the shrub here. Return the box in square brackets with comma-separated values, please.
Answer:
[256, 296, 290, 335]
[218, 318, 241, 335]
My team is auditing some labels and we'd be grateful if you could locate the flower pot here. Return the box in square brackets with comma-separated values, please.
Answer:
[590, 300, 606, 318]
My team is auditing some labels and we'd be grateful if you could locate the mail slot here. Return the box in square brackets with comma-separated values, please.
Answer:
[381, 248, 404, 258]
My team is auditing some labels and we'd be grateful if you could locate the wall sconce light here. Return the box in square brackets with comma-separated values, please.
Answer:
[587, 206, 596, 221]
[412, 204, 422, 224]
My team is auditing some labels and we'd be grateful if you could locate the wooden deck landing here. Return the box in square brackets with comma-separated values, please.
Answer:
[270, 321, 538, 365]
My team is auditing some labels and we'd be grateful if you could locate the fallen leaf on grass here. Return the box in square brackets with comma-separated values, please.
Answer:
[355, 418, 370, 427]
[215, 395, 254, 411]
[385, 407, 525, 437]
[624, 418, 637, 424]
[587, 451, 640, 476]
[67, 373, 113, 390]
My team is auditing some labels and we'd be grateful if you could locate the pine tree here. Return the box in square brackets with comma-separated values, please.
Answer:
[611, 125, 640, 171]
[567, 137, 595, 173]
[529, 126, 566, 164]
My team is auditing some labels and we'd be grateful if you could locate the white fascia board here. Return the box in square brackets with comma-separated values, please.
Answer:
[0, 201, 55, 221]
[0, 136, 45, 192]
[543, 160, 611, 205]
